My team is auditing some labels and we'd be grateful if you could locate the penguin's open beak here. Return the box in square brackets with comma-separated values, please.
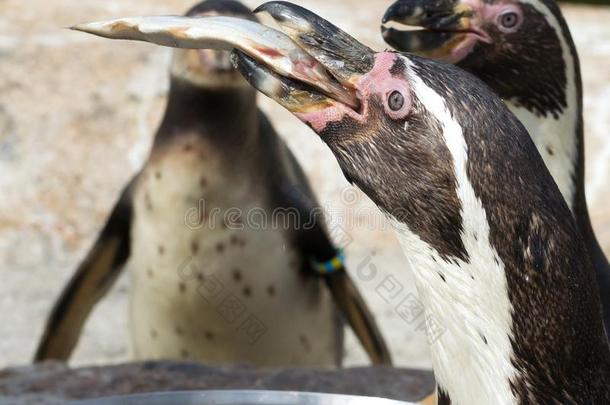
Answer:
[234, 1, 374, 114]
[71, 2, 374, 112]
[381, 0, 489, 62]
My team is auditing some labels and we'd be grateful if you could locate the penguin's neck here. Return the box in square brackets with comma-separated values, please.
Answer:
[155, 77, 259, 149]
[391, 63, 609, 404]
[503, 18, 582, 218]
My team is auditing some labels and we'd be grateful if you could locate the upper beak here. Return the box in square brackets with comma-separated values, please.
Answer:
[72, 2, 376, 112]
[381, 0, 477, 57]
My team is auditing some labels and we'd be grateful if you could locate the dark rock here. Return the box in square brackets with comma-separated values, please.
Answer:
[0, 361, 435, 405]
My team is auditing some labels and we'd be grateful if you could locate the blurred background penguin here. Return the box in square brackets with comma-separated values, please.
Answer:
[33, 0, 391, 368]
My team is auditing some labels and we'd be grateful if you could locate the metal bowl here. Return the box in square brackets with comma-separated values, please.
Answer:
[70, 390, 417, 405]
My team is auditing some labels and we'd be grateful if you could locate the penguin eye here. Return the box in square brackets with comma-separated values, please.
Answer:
[498, 11, 521, 31]
[388, 91, 405, 111]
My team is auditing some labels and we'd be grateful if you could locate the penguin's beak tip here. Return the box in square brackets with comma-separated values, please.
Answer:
[381, 7, 395, 24]
[69, 20, 124, 38]
[69, 24, 86, 33]
[69, 23, 100, 37]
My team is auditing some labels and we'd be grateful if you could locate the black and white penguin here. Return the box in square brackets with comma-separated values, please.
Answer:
[34, 0, 392, 367]
[69, 2, 610, 403]
[381, 0, 610, 338]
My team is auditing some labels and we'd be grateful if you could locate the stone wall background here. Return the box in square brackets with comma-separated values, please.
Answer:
[0, 0, 608, 369]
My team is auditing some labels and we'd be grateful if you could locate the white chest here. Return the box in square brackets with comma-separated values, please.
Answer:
[127, 139, 340, 367]
[506, 102, 578, 212]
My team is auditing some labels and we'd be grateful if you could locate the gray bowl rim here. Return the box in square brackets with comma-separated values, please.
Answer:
[69, 389, 417, 405]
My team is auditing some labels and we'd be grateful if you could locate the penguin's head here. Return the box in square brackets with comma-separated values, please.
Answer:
[171, 0, 257, 89]
[226, 2, 521, 258]
[381, 0, 573, 117]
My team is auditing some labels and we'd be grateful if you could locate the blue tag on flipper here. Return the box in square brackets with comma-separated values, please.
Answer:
[311, 250, 346, 275]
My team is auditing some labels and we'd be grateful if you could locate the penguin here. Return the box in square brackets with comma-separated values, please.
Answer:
[381, 0, 610, 338]
[35, 0, 392, 368]
[70, 2, 610, 403]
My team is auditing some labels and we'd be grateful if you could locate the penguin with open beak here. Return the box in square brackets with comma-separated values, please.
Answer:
[382, 0, 610, 339]
[70, 2, 610, 403]
[34, 0, 392, 368]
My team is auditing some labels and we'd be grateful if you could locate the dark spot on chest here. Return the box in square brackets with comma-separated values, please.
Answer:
[233, 237, 247, 248]
[546, 145, 555, 156]
[145, 192, 153, 211]
[180, 349, 190, 359]
[233, 269, 242, 282]
[299, 334, 311, 352]
[155, 170, 162, 180]
[175, 326, 184, 336]
[205, 331, 214, 341]
[158, 245, 165, 256]
[267, 285, 276, 297]
[150, 329, 158, 339]
[216, 243, 225, 253]
[199, 177, 207, 188]
[191, 240, 199, 255]
[178, 282, 187, 293]
[243, 286, 252, 297]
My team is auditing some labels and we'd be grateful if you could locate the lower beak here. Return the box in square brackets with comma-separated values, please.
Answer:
[381, 0, 477, 58]
[72, 2, 375, 112]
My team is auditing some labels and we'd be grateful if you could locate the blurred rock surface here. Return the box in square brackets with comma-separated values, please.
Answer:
[0, 362, 434, 405]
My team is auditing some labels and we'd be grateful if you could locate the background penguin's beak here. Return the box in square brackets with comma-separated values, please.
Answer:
[381, 0, 478, 58]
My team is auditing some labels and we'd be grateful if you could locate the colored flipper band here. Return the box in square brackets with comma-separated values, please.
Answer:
[312, 250, 346, 275]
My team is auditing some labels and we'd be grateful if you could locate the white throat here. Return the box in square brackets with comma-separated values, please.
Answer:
[391, 62, 519, 405]
[506, 0, 579, 212]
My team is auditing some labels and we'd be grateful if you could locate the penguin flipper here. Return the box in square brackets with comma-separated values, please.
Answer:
[324, 268, 393, 365]
[34, 181, 134, 362]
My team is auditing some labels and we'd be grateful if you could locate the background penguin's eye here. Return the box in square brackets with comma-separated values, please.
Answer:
[500, 12, 519, 28]
[388, 91, 405, 111]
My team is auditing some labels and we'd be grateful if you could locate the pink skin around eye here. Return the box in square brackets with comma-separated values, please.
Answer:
[296, 53, 412, 133]
[442, 0, 520, 63]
